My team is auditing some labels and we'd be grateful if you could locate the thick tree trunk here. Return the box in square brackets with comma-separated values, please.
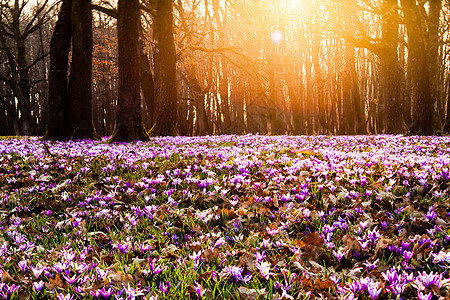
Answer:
[139, 48, 155, 128]
[46, 0, 72, 139]
[380, 0, 405, 134]
[110, 0, 148, 142]
[443, 77, 450, 133]
[428, 0, 442, 129]
[153, 0, 178, 136]
[401, 0, 434, 135]
[67, 0, 94, 139]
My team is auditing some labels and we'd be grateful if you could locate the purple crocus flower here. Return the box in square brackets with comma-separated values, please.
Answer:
[90, 287, 113, 298]
[31, 265, 47, 279]
[403, 250, 413, 261]
[333, 249, 348, 263]
[425, 208, 437, 222]
[18, 260, 28, 272]
[32, 281, 44, 292]
[382, 268, 400, 285]
[194, 281, 205, 298]
[159, 281, 171, 294]
[363, 259, 379, 272]
[417, 291, 432, 300]
[149, 258, 166, 276]
[57, 294, 74, 300]
[224, 265, 244, 281]
[117, 243, 129, 254]
[62, 274, 79, 285]
[366, 281, 382, 299]
[414, 271, 448, 290]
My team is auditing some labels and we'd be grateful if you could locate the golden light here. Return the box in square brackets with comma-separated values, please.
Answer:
[271, 30, 284, 43]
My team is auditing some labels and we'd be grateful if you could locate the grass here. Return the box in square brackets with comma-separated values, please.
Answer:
[0, 134, 449, 299]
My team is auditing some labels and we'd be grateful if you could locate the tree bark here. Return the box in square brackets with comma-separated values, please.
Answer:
[46, 0, 72, 139]
[139, 47, 155, 128]
[343, 43, 356, 135]
[380, 0, 405, 134]
[153, 0, 178, 136]
[401, 0, 434, 135]
[68, 0, 94, 139]
[428, 0, 442, 130]
[110, 0, 148, 142]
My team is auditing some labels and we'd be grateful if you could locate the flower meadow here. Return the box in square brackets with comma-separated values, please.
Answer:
[0, 134, 449, 300]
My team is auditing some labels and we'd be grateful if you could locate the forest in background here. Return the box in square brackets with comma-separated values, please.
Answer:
[1, 0, 450, 139]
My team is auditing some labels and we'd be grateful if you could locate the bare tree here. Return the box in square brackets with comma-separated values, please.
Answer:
[109, 0, 148, 142]
[0, 0, 52, 135]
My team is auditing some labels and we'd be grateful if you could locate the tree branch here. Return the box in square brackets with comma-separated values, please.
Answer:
[91, 4, 118, 19]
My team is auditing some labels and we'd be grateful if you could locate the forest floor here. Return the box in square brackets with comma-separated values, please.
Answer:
[0, 134, 449, 300]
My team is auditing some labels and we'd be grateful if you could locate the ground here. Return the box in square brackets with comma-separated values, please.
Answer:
[0, 134, 449, 299]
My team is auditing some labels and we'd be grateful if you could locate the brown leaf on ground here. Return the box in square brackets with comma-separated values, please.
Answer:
[162, 244, 180, 259]
[238, 286, 266, 300]
[413, 241, 432, 261]
[104, 271, 135, 286]
[197, 270, 216, 284]
[314, 277, 335, 291]
[342, 234, 362, 255]
[45, 274, 65, 290]
[1, 270, 15, 283]
[374, 237, 391, 259]
[219, 208, 237, 219]
[303, 231, 324, 247]
[203, 248, 220, 263]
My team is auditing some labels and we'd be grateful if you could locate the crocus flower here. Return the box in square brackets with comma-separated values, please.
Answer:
[32, 281, 44, 292]
[124, 283, 144, 298]
[266, 226, 279, 236]
[417, 291, 432, 300]
[223, 265, 243, 281]
[256, 261, 272, 280]
[117, 243, 129, 254]
[90, 287, 113, 298]
[31, 265, 47, 279]
[363, 259, 379, 272]
[194, 281, 205, 298]
[62, 274, 79, 285]
[57, 294, 74, 300]
[403, 250, 413, 261]
[414, 271, 448, 290]
[149, 258, 166, 276]
[159, 281, 171, 294]
[366, 280, 382, 299]
[433, 251, 450, 264]
[18, 260, 28, 272]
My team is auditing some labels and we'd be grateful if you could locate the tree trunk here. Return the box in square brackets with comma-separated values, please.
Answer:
[153, 0, 178, 136]
[67, 0, 94, 139]
[139, 48, 155, 128]
[443, 77, 450, 133]
[343, 43, 356, 135]
[401, 0, 434, 135]
[428, 0, 442, 130]
[219, 57, 231, 134]
[313, 40, 327, 134]
[46, 0, 72, 139]
[16, 36, 34, 135]
[110, 0, 148, 142]
[380, 0, 406, 134]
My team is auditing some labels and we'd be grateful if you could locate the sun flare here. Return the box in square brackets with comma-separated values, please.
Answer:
[271, 30, 284, 43]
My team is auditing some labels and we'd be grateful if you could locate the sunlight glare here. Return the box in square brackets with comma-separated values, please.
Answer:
[271, 30, 284, 43]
